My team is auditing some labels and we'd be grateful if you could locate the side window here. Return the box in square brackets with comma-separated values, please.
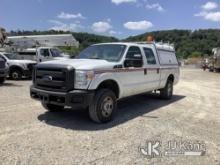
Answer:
[143, 48, 156, 65]
[40, 49, 50, 57]
[126, 46, 142, 59]
[125, 46, 143, 67]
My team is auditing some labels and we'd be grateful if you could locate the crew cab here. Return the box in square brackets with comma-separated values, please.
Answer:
[0, 55, 8, 84]
[30, 42, 180, 123]
[0, 52, 36, 80]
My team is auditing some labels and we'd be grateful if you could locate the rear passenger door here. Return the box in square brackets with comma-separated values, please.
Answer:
[143, 47, 160, 90]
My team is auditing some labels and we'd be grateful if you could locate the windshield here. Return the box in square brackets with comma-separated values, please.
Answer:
[77, 44, 126, 62]
[4, 53, 21, 60]
[50, 48, 63, 57]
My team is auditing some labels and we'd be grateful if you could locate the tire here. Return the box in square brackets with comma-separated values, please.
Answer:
[0, 77, 5, 84]
[160, 79, 173, 100]
[10, 69, 22, 80]
[41, 102, 64, 112]
[89, 89, 117, 123]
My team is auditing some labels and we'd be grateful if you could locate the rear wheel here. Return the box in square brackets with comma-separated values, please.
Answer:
[89, 89, 117, 123]
[10, 69, 22, 80]
[160, 80, 173, 100]
[0, 77, 5, 84]
[42, 103, 64, 112]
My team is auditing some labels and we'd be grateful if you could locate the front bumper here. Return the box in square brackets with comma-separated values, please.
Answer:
[0, 68, 8, 77]
[30, 86, 94, 109]
[23, 69, 32, 77]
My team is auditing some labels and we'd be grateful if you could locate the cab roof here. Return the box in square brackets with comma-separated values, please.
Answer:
[92, 42, 175, 52]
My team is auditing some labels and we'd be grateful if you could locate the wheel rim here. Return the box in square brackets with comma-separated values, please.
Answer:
[12, 72, 19, 79]
[101, 96, 114, 117]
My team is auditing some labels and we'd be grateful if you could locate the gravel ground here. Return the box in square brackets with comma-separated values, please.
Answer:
[0, 68, 220, 165]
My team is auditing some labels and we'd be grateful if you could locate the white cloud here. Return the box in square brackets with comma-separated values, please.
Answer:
[49, 20, 84, 31]
[91, 21, 112, 33]
[201, 2, 218, 11]
[123, 20, 153, 30]
[146, 3, 164, 12]
[109, 30, 117, 35]
[49, 20, 63, 25]
[111, 0, 137, 5]
[195, 2, 220, 22]
[204, 11, 220, 21]
[195, 11, 220, 22]
[57, 12, 85, 19]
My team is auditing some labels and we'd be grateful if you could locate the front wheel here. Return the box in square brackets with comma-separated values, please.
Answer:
[89, 89, 117, 123]
[160, 80, 173, 100]
[41, 103, 64, 112]
[10, 70, 22, 80]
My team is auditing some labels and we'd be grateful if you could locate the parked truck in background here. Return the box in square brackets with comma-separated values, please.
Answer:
[30, 42, 180, 123]
[16, 47, 69, 63]
[0, 52, 36, 80]
[209, 48, 220, 72]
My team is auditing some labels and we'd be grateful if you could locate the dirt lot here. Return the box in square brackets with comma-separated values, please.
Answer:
[0, 68, 220, 165]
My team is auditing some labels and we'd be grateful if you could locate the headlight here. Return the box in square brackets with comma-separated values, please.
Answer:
[75, 70, 94, 89]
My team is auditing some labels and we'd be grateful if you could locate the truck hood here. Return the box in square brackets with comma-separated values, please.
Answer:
[8, 60, 36, 64]
[40, 59, 119, 70]
[53, 56, 69, 60]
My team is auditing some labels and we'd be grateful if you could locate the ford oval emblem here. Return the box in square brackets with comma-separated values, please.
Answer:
[42, 75, 53, 81]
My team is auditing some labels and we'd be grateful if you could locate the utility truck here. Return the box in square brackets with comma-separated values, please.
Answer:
[30, 42, 180, 123]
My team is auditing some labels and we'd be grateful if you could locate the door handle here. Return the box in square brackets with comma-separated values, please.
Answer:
[157, 68, 160, 74]
[144, 68, 147, 75]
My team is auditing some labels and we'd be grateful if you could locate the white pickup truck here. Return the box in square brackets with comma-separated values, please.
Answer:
[30, 42, 180, 123]
[17, 47, 69, 63]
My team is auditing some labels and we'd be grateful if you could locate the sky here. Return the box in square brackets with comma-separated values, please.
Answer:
[0, 0, 220, 39]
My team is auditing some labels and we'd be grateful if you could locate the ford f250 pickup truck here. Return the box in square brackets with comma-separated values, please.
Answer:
[30, 42, 180, 123]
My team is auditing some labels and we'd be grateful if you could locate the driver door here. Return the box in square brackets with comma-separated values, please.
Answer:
[39, 49, 52, 62]
[120, 46, 146, 97]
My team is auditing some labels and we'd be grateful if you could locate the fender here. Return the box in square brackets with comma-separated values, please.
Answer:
[88, 72, 124, 98]
[9, 65, 24, 73]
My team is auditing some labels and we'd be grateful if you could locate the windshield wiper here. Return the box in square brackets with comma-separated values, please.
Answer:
[89, 57, 102, 59]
